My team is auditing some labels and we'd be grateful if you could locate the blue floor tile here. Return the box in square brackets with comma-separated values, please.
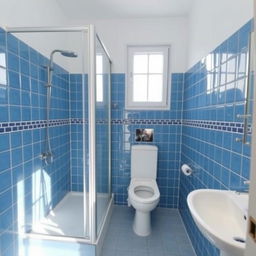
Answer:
[101, 206, 196, 256]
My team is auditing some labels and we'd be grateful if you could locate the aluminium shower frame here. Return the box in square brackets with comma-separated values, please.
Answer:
[6, 25, 112, 244]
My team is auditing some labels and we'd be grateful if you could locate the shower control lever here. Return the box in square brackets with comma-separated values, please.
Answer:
[244, 180, 250, 185]
[40, 152, 53, 164]
[235, 137, 250, 145]
[40, 152, 48, 160]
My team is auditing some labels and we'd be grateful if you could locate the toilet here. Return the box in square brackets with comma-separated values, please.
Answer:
[128, 145, 160, 236]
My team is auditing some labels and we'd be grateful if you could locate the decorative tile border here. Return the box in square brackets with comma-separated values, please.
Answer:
[70, 118, 84, 124]
[111, 119, 182, 125]
[111, 119, 250, 134]
[0, 118, 108, 134]
[182, 119, 251, 134]
[70, 119, 107, 124]
[0, 118, 250, 134]
[0, 119, 70, 134]
[70, 119, 181, 125]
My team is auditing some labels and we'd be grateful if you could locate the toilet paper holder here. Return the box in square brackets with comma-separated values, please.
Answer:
[181, 164, 192, 176]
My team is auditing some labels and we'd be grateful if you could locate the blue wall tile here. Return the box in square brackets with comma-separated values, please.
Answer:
[111, 73, 184, 207]
[0, 151, 10, 172]
[0, 134, 9, 151]
[0, 27, 71, 256]
[179, 20, 253, 256]
[0, 19, 254, 256]
[7, 33, 18, 55]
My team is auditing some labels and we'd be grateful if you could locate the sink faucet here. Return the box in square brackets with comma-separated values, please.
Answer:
[235, 180, 250, 194]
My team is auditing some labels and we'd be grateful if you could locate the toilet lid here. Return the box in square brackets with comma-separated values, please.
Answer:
[128, 178, 160, 204]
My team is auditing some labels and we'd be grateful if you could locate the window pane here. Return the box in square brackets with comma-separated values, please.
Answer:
[96, 75, 103, 102]
[148, 75, 163, 102]
[96, 55, 103, 74]
[149, 54, 163, 73]
[0, 68, 7, 85]
[133, 74, 147, 102]
[0, 53, 6, 68]
[133, 54, 148, 73]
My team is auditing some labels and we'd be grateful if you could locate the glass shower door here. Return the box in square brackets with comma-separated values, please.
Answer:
[95, 36, 111, 235]
[6, 28, 90, 241]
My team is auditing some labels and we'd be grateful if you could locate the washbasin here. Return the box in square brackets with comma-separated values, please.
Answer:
[187, 189, 248, 256]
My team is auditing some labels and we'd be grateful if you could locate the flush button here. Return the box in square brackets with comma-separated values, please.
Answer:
[135, 129, 154, 142]
[249, 216, 256, 242]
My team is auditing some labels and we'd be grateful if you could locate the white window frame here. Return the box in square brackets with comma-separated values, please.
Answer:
[126, 45, 171, 110]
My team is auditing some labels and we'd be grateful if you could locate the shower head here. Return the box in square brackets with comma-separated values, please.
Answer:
[60, 50, 78, 58]
[47, 49, 78, 87]
[50, 49, 78, 59]
[49, 49, 78, 69]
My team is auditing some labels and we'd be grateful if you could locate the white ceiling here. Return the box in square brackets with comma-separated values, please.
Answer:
[55, 0, 194, 19]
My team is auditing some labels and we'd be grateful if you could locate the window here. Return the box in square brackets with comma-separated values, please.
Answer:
[126, 45, 170, 110]
[96, 54, 103, 102]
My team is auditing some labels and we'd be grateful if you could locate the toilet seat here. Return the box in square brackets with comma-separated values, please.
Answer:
[128, 178, 160, 204]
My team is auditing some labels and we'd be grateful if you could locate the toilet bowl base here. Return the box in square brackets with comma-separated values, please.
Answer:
[133, 210, 151, 236]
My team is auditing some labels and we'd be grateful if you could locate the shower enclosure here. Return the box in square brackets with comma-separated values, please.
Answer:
[6, 25, 112, 249]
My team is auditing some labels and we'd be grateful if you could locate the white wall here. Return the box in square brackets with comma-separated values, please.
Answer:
[0, 0, 65, 27]
[0, 1, 189, 74]
[16, 32, 89, 74]
[187, 0, 253, 69]
[67, 17, 189, 73]
[2, 1, 252, 73]
[0, 0, 76, 71]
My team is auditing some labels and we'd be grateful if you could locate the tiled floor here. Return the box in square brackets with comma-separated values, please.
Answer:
[101, 206, 196, 256]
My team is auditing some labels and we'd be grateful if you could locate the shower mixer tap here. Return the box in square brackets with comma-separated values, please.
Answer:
[40, 151, 53, 164]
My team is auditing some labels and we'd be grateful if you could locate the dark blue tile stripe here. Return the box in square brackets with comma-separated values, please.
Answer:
[0, 119, 69, 133]
[111, 119, 182, 125]
[111, 119, 249, 134]
[0, 118, 248, 134]
[182, 119, 250, 134]
[70, 118, 84, 124]
[0, 118, 108, 133]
